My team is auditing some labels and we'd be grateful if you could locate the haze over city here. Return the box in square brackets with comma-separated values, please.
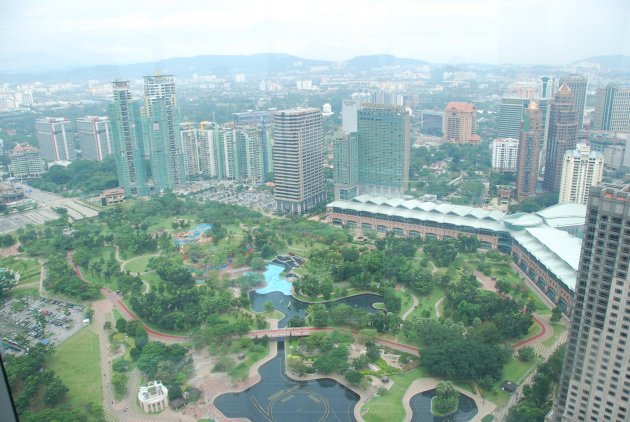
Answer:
[1, 0, 630, 72]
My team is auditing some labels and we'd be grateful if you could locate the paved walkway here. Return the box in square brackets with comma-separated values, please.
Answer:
[434, 296, 445, 318]
[402, 378, 496, 422]
[401, 289, 419, 321]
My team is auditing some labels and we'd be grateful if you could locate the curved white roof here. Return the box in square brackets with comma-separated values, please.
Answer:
[329, 195, 585, 291]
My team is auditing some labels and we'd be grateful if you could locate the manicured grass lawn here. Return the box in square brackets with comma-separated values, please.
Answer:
[454, 380, 476, 394]
[0, 257, 41, 285]
[49, 327, 102, 409]
[124, 255, 154, 273]
[141, 272, 162, 290]
[409, 287, 445, 320]
[362, 367, 426, 422]
[395, 288, 414, 316]
[542, 322, 567, 347]
[10, 287, 39, 298]
[484, 356, 541, 407]
[112, 308, 124, 322]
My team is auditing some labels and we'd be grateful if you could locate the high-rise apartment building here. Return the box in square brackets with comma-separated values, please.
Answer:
[559, 74, 587, 128]
[491, 138, 519, 172]
[76, 116, 112, 161]
[558, 144, 604, 205]
[108, 81, 149, 196]
[333, 131, 359, 200]
[272, 108, 325, 214]
[198, 121, 218, 178]
[143, 75, 186, 192]
[341, 99, 360, 133]
[35, 117, 75, 161]
[592, 84, 630, 132]
[516, 102, 542, 200]
[443, 102, 479, 144]
[538, 76, 555, 99]
[180, 122, 202, 178]
[357, 104, 410, 197]
[549, 183, 630, 422]
[498, 98, 528, 140]
[543, 84, 578, 193]
[9, 144, 44, 178]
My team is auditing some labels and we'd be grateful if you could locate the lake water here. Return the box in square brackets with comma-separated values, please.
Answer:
[214, 342, 359, 422]
[255, 263, 293, 295]
[409, 388, 478, 422]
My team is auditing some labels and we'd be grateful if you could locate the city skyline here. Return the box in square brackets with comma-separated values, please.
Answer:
[1, 0, 629, 72]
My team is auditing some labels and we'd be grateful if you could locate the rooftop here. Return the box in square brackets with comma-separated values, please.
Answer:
[445, 102, 476, 113]
[328, 196, 583, 290]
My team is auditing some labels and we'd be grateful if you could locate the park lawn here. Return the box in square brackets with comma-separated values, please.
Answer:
[454, 380, 476, 394]
[485, 355, 542, 407]
[49, 327, 102, 409]
[362, 367, 426, 422]
[124, 255, 155, 273]
[112, 308, 124, 323]
[542, 322, 567, 347]
[395, 288, 414, 316]
[9, 287, 39, 298]
[227, 342, 270, 381]
[0, 257, 41, 285]
[141, 272, 162, 290]
[409, 287, 445, 320]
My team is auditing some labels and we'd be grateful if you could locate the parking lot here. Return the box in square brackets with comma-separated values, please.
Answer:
[192, 180, 275, 211]
[0, 296, 87, 354]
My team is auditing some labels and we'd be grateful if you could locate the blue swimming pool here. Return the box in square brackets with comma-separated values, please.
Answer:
[255, 263, 293, 295]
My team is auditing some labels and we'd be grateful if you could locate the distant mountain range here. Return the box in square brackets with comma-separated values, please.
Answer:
[576, 55, 630, 70]
[1, 53, 628, 84]
[0, 53, 431, 84]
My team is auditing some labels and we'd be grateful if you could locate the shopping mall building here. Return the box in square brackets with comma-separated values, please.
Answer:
[327, 195, 585, 314]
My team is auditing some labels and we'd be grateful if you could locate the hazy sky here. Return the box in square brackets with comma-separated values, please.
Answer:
[1, 0, 629, 72]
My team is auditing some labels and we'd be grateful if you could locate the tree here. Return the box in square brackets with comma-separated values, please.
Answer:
[287, 357, 309, 376]
[345, 370, 364, 385]
[288, 316, 306, 327]
[308, 304, 329, 327]
[103, 321, 112, 331]
[44, 378, 69, 405]
[366, 344, 380, 362]
[518, 346, 535, 362]
[111, 372, 128, 398]
[314, 346, 349, 373]
[115, 318, 127, 333]
[383, 288, 402, 314]
[434, 381, 458, 415]
[264, 301, 274, 314]
[551, 305, 563, 323]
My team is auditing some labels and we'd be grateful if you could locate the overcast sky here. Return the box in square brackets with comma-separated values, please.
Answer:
[1, 0, 629, 72]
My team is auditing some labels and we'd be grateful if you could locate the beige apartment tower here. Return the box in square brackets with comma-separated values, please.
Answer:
[516, 102, 542, 200]
[443, 102, 479, 144]
[272, 108, 325, 214]
[558, 144, 604, 205]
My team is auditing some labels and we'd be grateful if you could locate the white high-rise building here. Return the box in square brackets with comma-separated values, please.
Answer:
[76, 116, 112, 161]
[491, 138, 519, 172]
[35, 117, 75, 161]
[558, 143, 604, 205]
[272, 108, 325, 214]
[342, 100, 360, 133]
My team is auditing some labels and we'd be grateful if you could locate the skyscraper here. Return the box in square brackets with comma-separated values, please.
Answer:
[516, 102, 542, 200]
[198, 121, 218, 178]
[109, 81, 149, 196]
[549, 183, 630, 422]
[272, 108, 325, 214]
[559, 74, 587, 128]
[357, 104, 410, 197]
[543, 84, 578, 193]
[76, 116, 112, 161]
[180, 122, 202, 178]
[143, 75, 186, 191]
[558, 144, 604, 205]
[35, 117, 75, 161]
[333, 131, 359, 200]
[592, 84, 630, 132]
[443, 102, 479, 144]
[497, 98, 528, 140]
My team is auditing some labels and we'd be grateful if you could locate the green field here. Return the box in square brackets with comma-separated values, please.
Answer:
[49, 328, 102, 409]
[484, 355, 541, 407]
[362, 367, 426, 422]
[0, 257, 41, 286]
[124, 255, 155, 274]
[408, 287, 445, 320]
